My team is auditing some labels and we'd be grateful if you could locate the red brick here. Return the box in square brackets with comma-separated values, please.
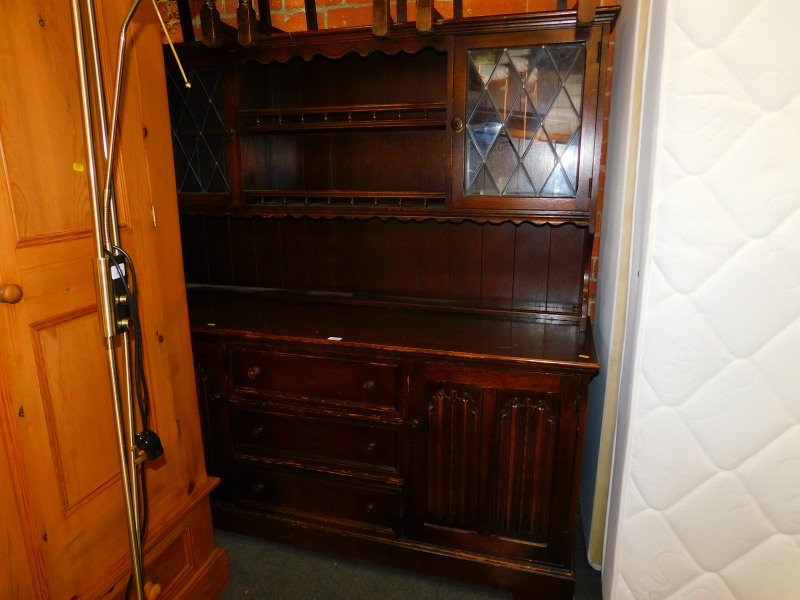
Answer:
[464, 0, 528, 17]
[433, 1, 455, 19]
[588, 278, 597, 301]
[315, 0, 351, 7]
[526, 0, 559, 11]
[325, 5, 373, 28]
[276, 12, 308, 30]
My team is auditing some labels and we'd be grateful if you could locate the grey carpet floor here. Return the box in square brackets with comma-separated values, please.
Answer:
[213, 518, 602, 600]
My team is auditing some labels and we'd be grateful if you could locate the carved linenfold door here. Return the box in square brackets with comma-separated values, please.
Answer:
[411, 362, 583, 565]
[0, 2, 204, 598]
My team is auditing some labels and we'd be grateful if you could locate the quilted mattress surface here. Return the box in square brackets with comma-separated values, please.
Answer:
[607, 1, 800, 598]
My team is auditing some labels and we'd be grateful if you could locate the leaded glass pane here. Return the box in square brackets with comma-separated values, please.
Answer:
[464, 43, 585, 198]
[166, 68, 230, 194]
[484, 134, 520, 194]
[467, 94, 503, 158]
[522, 137, 557, 193]
[541, 164, 573, 196]
[505, 165, 536, 195]
[467, 164, 500, 196]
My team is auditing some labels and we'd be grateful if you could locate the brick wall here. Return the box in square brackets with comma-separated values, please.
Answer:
[155, 0, 615, 317]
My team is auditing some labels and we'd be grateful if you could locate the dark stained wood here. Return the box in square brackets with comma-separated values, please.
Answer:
[179, 215, 209, 283]
[188, 289, 599, 373]
[237, 0, 258, 47]
[203, 216, 234, 284]
[512, 223, 551, 312]
[278, 217, 310, 291]
[305, 0, 319, 30]
[176, 0, 195, 43]
[182, 216, 589, 319]
[372, 0, 392, 39]
[448, 220, 483, 305]
[253, 217, 283, 288]
[452, 0, 463, 19]
[546, 224, 585, 315]
[480, 222, 516, 309]
[229, 215, 258, 285]
[305, 218, 338, 292]
[397, 0, 407, 23]
[200, 0, 221, 48]
[256, 0, 271, 32]
[416, 0, 441, 35]
[577, 0, 597, 26]
[424, 381, 484, 530]
[166, 11, 619, 600]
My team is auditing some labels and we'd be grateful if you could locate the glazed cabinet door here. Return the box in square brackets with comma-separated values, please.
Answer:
[166, 51, 240, 207]
[408, 362, 584, 566]
[450, 27, 604, 220]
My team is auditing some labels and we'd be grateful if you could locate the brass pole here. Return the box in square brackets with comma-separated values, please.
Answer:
[68, 1, 146, 599]
[82, 0, 142, 558]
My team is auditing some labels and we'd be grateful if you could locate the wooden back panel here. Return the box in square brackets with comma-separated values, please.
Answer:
[180, 215, 586, 317]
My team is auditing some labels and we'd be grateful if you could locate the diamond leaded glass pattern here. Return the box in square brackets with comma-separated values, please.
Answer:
[166, 68, 230, 193]
[465, 43, 585, 197]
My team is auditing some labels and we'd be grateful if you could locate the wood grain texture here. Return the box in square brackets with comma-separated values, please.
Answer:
[0, 1, 225, 598]
[168, 11, 618, 599]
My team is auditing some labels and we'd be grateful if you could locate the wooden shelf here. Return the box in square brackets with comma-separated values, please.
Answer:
[239, 102, 447, 132]
[178, 200, 592, 226]
[187, 286, 597, 371]
[244, 189, 445, 208]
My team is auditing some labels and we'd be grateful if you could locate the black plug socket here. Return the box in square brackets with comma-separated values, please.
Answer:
[134, 429, 164, 461]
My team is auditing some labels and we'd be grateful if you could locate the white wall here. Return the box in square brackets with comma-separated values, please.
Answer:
[580, 0, 650, 568]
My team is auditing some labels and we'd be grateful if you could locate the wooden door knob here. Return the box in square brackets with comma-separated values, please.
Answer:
[144, 581, 162, 600]
[0, 283, 22, 304]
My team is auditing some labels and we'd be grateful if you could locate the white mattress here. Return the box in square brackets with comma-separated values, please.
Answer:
[605, 1, 800, 598]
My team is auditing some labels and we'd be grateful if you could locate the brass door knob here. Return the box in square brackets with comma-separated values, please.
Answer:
[0, 283, 22, 304]
[451, 117, 464, 132]
[247, 366, 261, 379]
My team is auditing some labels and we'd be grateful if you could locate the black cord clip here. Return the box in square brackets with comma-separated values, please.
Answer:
[134, 429, 164, 461]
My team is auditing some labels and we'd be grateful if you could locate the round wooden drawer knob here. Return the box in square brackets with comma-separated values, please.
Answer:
[247, 366, 261, 379]
[0, 283, 23, 304]
[251, 425, 265, 438]
[144, 581, 162, 600]
[252, 482, 265, 494]
[365, 442, 377, 455]
[363, 379, 376, 393]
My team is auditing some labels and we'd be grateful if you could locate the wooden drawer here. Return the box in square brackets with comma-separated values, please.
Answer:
[232, 347, 399, 410]
[233, 406, 399, 472]
[236, 464, 401, 533]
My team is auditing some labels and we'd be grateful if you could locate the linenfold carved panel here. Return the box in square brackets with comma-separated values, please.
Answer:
[495, 390, 558, 542]
[425, 383, 482, 529]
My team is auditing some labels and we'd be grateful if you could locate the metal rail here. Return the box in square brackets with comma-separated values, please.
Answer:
[68, 1, 188, 598]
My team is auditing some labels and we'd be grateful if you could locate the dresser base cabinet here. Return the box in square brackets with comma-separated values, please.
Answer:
[190, 291, 597, 600]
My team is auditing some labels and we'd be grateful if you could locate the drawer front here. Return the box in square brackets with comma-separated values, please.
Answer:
[237, 465, 401, 533]
[232, 348, 399, 410]
[233, 407, 399, 472]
